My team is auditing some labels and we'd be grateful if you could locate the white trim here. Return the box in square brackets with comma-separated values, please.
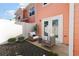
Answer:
[69, 3, 74, 56]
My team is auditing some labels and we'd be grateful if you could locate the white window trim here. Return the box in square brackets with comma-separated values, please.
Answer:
[29, 7, 35, 16]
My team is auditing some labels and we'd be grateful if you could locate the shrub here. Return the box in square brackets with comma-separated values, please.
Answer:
[18, 37, 25, 42]
[47, 51, 58, 56]
[33, 24, 37, 32]
[8, 38, 16, 44]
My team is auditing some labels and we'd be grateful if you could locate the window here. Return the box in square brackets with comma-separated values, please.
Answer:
[31, 7, 35, 15]
[52, 19, 58, 26]
[44, 21, 48, 36]
[29, 7, 35, 16]
[29, 11, 32, 16]
[52, 19, 58, 38]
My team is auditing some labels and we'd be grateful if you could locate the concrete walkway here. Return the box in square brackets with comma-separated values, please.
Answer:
[51, 43, 68, 56]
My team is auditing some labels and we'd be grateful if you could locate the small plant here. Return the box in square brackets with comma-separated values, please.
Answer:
[18, 36, 25, 42]
[47, 51, 58, 56]
[55, 35, 58, 38]
[8, 38, 16, 44]
[33, 24, 37, 32]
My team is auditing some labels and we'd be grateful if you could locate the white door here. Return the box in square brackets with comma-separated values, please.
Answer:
[50, 15, 63, 44]
[42, 15, 63, 44]
[42, 18, 50, 40]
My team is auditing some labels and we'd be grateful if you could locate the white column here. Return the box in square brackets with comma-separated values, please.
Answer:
[69, 3, 75, 56]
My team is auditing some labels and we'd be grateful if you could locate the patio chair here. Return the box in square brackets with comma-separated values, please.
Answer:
[28, 32, 39, 42]
[42, 36, 55, 48]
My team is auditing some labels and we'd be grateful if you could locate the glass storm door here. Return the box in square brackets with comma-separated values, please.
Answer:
[42, 20, 50, 40]
[42, 15, 63, 43]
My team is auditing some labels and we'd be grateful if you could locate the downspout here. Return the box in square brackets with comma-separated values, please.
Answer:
[69, 3, 75, 56]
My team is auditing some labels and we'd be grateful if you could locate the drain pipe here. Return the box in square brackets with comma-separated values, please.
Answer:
[69, 3, 75, 56]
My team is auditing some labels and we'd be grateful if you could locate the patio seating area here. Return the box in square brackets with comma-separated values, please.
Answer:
[26, 39, 68, 56]
[26, 31, 68, 56]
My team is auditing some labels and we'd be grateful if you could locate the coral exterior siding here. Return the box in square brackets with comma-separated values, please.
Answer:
[26, 3, 35, 23]
[29, 15, 35, 23]
[74, 4, 79, 56]
[23, 9, 28, 19]
[35, 3, 69, 44]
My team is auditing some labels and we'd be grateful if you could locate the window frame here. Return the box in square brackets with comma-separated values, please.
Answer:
[29, 7, 35, 16]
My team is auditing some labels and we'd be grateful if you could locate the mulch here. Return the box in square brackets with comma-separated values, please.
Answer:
[0, 41, 50, 56]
